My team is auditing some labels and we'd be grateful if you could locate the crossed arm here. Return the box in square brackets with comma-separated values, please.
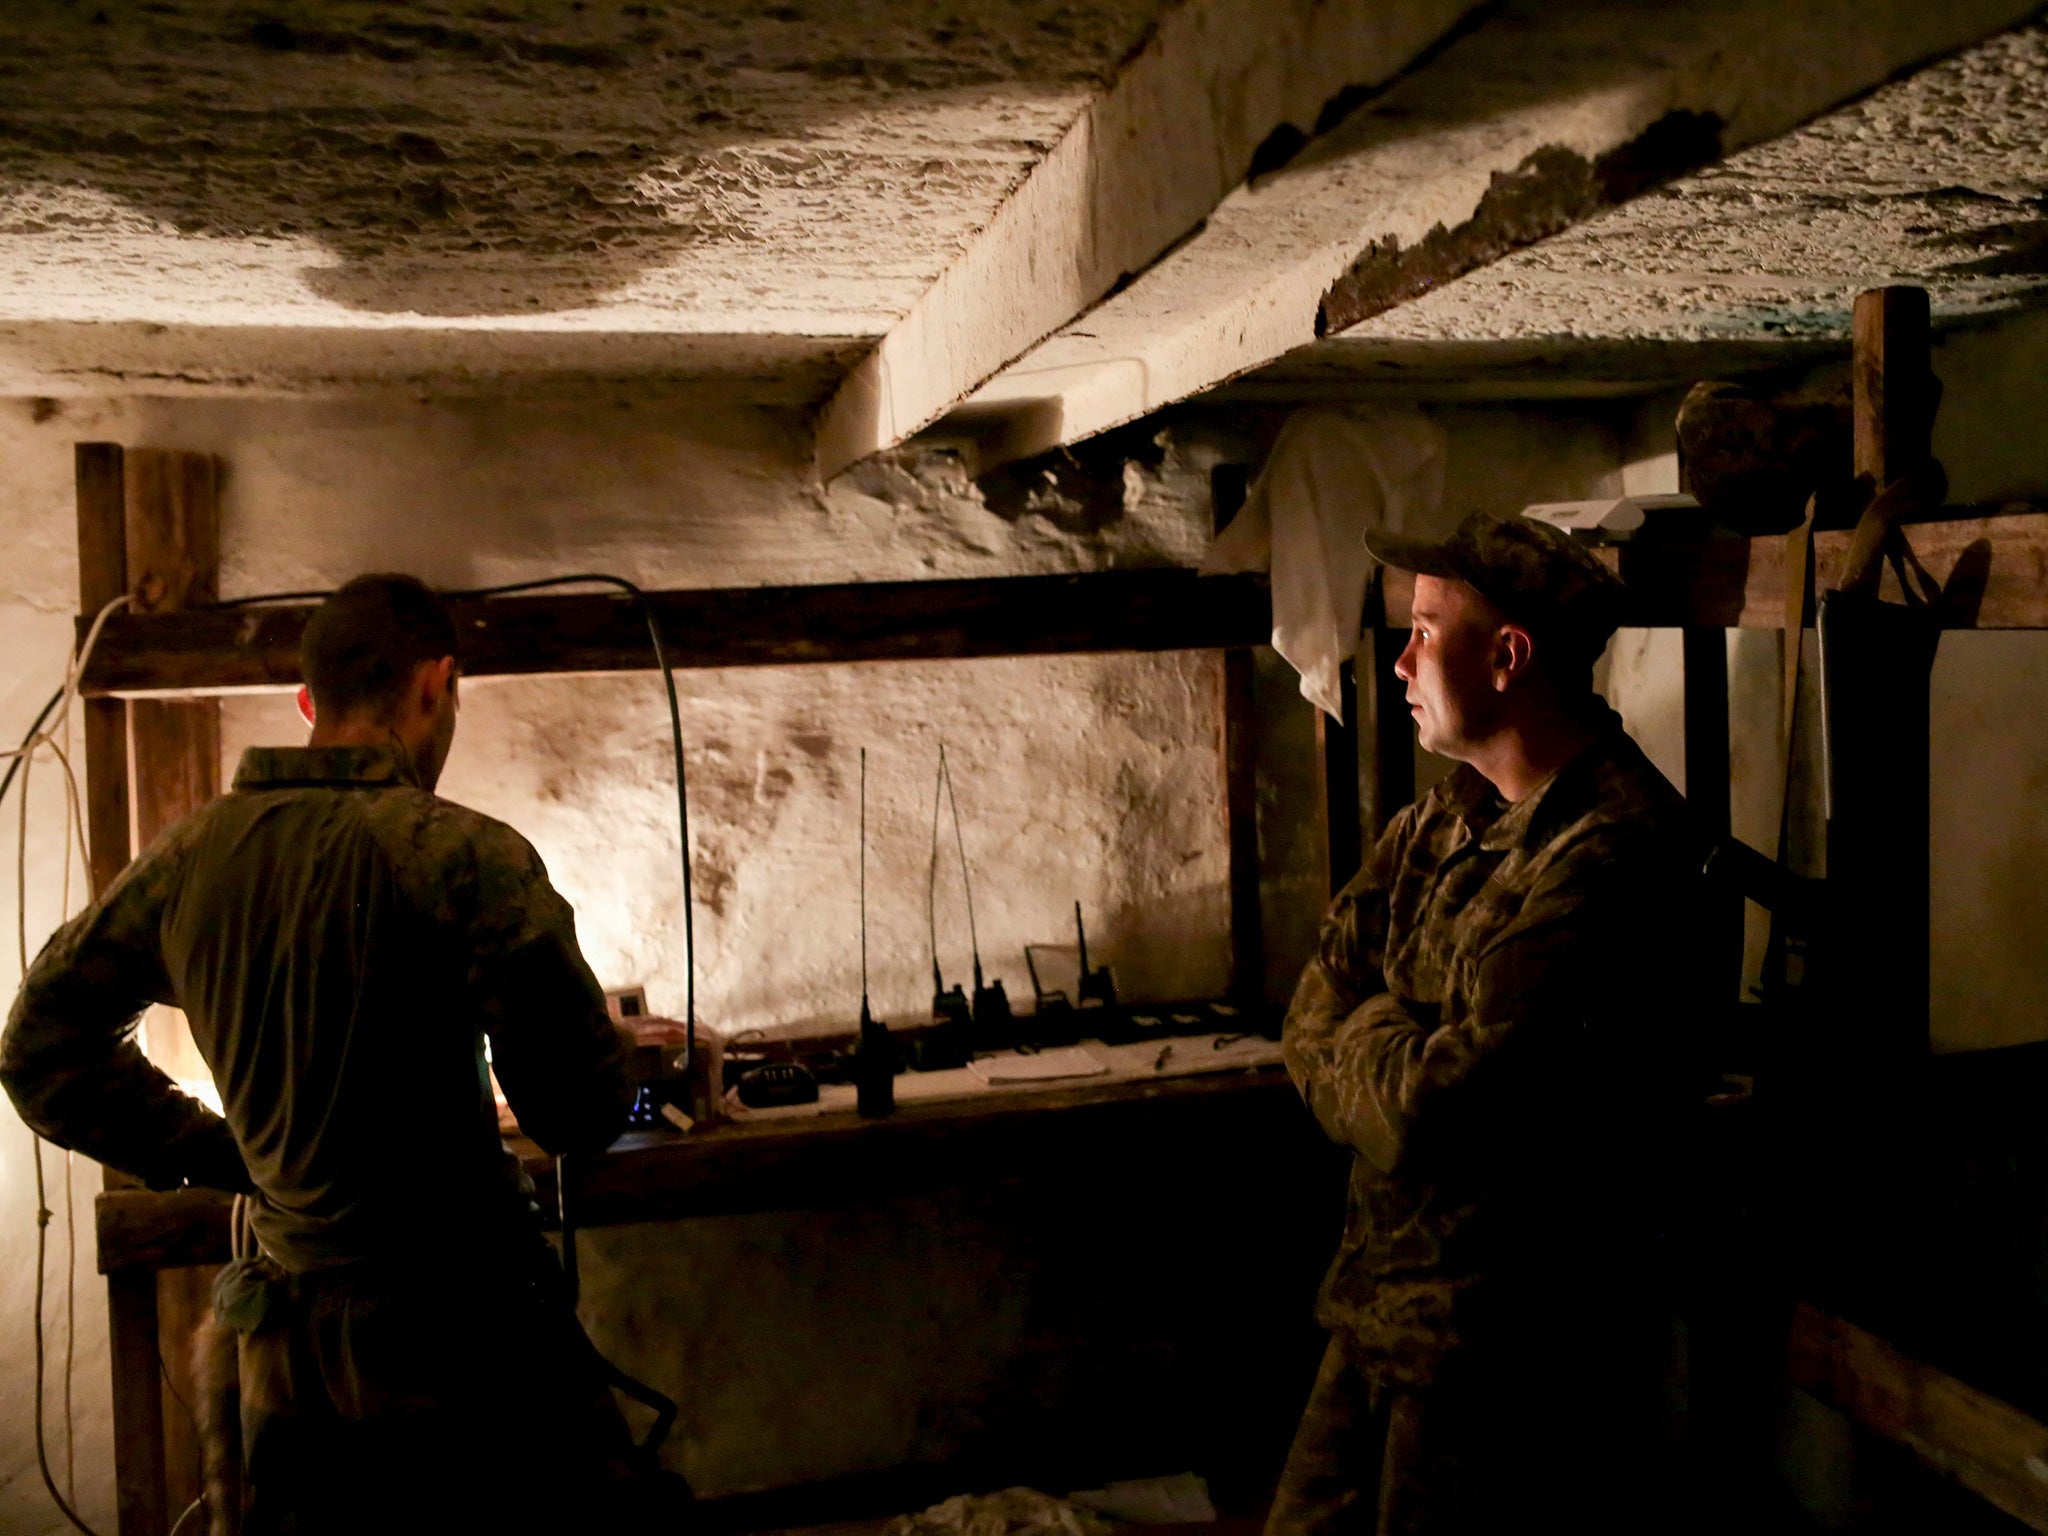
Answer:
[1282, 814, 1679, 1176]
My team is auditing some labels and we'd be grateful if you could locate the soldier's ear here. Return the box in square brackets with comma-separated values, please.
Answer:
[1492, 624, 1535, 691]
[296, 686, 315, 727]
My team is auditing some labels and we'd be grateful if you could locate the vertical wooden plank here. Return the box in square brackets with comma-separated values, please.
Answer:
[122, 450, 220, 613]
[1316, 663, 1362, 897]
[1220, 648, 1264, 1006]
[107, 1271, 168, 1536]
[154, 1268, 213, 1522]
[122, 449, 225, 1522]
[1683, 629, 1743, 1001]
[76, 444, 132, 901]
[79, 443, 170, 1536]
[1852, 286, 1933, 492]
[128, 704, 222, 852]
[1839, 288, 1935, 1061]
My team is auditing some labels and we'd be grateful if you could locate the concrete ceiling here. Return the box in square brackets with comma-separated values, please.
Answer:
[1254, 15, 2048, 399]
[0, 1, 2044, 427]
[948, 1, 2048, 459]
[0, 0, 1165, 391]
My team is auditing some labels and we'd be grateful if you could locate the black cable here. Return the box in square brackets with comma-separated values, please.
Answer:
[0, 688, 63, 817]
[859, 747, 869, 1008]
[5, 689, 103, 1535]
[939, 748, 984, 985]
[440, 574, 695, 1073]
[926, 749, 946, 997]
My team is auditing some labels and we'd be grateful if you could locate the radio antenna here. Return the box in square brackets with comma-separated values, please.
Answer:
[928, 748, 945, 997]
[860, 747, 872, 1023]
[939, 747, 985, 989]
[854, 749, 895, 1116]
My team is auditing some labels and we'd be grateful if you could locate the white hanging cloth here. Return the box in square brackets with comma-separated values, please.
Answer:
[1202, 407, 1451, 721]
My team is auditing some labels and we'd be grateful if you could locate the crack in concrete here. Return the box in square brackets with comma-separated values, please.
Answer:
[1316, 108, 1724, 337]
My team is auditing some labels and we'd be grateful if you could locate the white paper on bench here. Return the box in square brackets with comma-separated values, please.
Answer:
[968, 1045, 1109, 1085]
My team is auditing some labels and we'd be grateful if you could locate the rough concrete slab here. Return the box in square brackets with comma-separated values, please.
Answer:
[1335, 19, 2048, 348]
[0, 0, 1164, 387]
[951, 0, 2043, 453]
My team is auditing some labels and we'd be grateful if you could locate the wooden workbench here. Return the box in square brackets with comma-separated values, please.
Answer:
[97, 1065, 1305, 1275]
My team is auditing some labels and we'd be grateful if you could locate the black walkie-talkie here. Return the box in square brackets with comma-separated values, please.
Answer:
[853, 748, 896, 1117]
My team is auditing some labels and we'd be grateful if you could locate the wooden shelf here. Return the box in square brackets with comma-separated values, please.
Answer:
[77, 507, 2048, 703]
[95, 1066, 1303, 1274]
[78, 568, 1276, 699]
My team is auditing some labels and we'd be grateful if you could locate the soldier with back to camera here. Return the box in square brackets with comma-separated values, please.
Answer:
[3, 574, 645, 1534]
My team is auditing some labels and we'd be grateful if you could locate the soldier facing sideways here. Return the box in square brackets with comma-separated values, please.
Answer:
[2, 575, 643, 1534]
[1267, 513, 1706, 1536]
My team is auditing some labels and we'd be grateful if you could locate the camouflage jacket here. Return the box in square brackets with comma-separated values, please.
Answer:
[1, 744, 632, 1273]
[1283, 708, 1703, 1386]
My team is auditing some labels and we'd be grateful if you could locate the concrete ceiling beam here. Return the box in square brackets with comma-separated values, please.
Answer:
[948, 0, 2043, 467]
[810, 0, 1485, 479]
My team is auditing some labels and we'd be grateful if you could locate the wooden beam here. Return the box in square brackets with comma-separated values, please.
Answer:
[1788, 1302, 2048, 1534]
[1822, 288, 1938, 1063]
[74, 506, 2048, 707]
[106, 1270, 167, 1536]
[812, 0, 1480, 475]
[954, 0, 2038, 465]
[1683, 628, 1745, 1002]
[118, 448, 223, 1531]
[96, 1072, 1306, 1269]
[155, 1268, 209, 1521]
[79, 570, 1278, 698]
[77, 442, 165, 1536]
[76, 443, 131, 899]
[97, 1189, 236, 1275]
[1854, 286, 1936, 491]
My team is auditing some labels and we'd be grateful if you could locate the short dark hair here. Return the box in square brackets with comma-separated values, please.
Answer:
[301, 574, 458, 722]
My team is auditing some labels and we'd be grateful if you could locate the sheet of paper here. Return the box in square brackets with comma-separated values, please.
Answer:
[969, 1045, 1109, 1085]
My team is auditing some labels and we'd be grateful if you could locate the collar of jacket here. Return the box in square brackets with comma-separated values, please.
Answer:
[1438, 702, 1630, 854]
[232, 743, 421, 791]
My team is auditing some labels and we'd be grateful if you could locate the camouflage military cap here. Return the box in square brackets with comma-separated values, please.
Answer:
[1366, 511, 1625, 666]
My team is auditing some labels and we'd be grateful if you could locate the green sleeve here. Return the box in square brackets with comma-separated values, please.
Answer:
[461, 820, 633, 1155]
[0, 833, 249, 1191]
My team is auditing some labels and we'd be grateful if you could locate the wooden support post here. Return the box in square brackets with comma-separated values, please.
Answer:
[1825, 287, 1936, 1061]
[81, 447, 225, 1535]
[1316, 663, 1363, 896]
[1682, 628, 1743, 1000]
[80, 443, 170, 1536]
[76, 445, 131, 901]
[106, 1271, 168, 1536]
[121, 449, 222, 1524]
[1853, 286, 1935, 495]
